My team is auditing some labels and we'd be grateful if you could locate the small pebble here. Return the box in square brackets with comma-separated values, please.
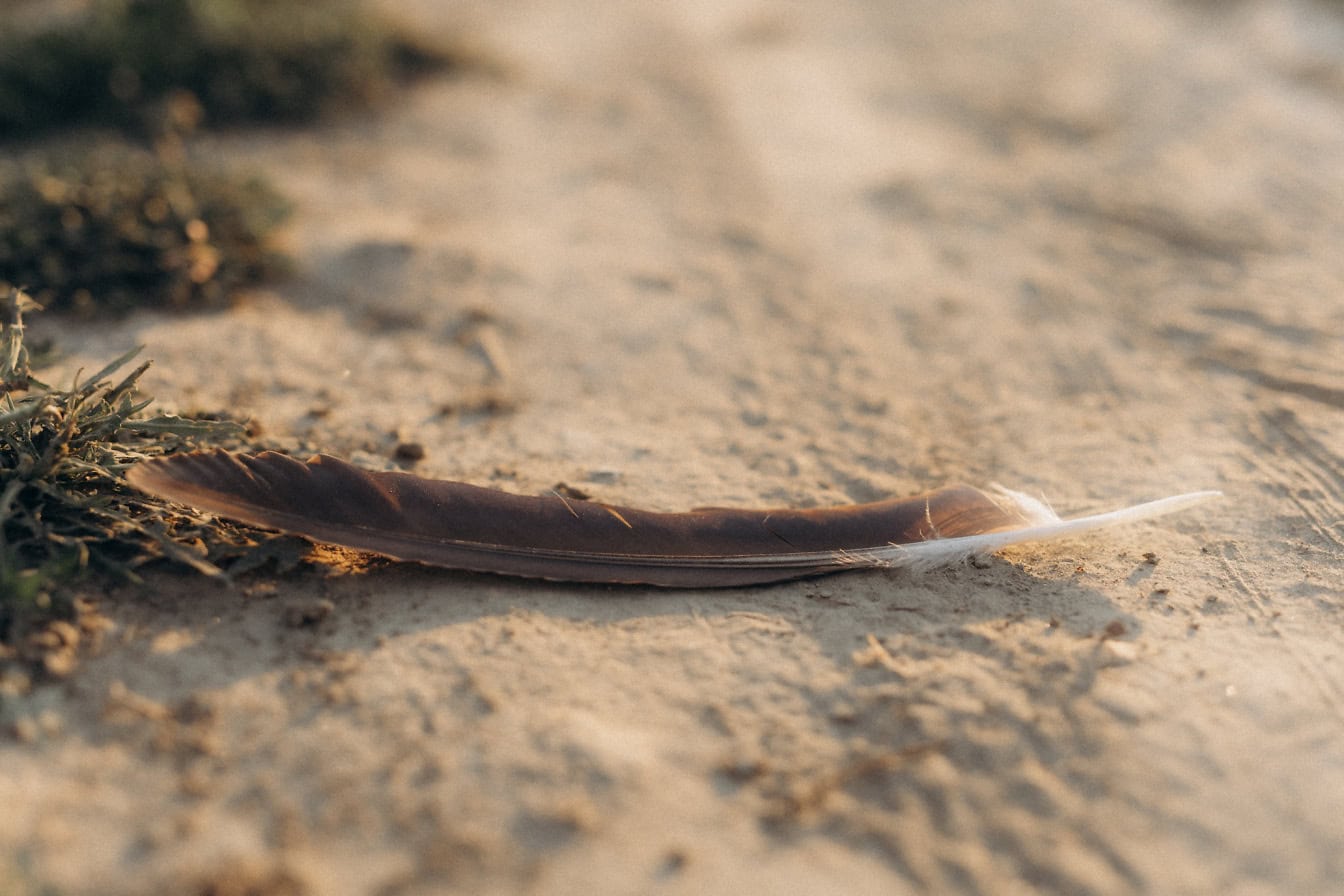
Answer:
[394, 442, 426, 462]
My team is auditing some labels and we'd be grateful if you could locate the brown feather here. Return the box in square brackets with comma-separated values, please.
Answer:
[126, 450, 1029, 586]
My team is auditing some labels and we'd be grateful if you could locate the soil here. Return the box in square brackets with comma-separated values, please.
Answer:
[3, 1, 1343, 893]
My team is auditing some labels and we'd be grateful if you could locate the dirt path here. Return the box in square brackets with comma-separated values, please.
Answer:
[4, 1, 1343, 893]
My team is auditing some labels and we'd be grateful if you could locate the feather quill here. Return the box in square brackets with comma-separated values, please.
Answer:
[126, 450, 1218, 587]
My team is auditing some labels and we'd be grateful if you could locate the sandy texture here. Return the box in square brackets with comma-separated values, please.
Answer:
[4, 0, 1344, 893]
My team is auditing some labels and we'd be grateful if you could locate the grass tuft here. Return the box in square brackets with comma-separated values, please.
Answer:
[0, 286, 278, 642]
[0, 0, 459, 135]
[0, 140, 291, 315]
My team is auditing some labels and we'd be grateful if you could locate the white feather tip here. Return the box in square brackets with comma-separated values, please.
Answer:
[865, 488, 1222, 572]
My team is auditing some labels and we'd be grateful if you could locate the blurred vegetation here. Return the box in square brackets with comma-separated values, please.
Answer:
[0, 287, 284, 644]
[0, 139, 290, 314]
[0, 0, 460, 646]
[0, 0, 458, 135]
[0, 0, 467, 315]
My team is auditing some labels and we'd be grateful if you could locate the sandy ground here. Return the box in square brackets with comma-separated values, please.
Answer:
[4, 0, 1344, 893]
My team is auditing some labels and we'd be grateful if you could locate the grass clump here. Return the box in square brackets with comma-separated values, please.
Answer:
[0, 286, 269, 642]
[0, 140, 290, 314]
[0, 0, 458, 135]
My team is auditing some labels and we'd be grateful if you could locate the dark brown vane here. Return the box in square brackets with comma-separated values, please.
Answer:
[126, 450, 1031, 586]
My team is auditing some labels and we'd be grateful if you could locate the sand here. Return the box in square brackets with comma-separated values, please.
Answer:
[4, 0, 1343, 893]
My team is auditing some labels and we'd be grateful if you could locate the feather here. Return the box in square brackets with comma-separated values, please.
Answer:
[125, 450, 1219, 587]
